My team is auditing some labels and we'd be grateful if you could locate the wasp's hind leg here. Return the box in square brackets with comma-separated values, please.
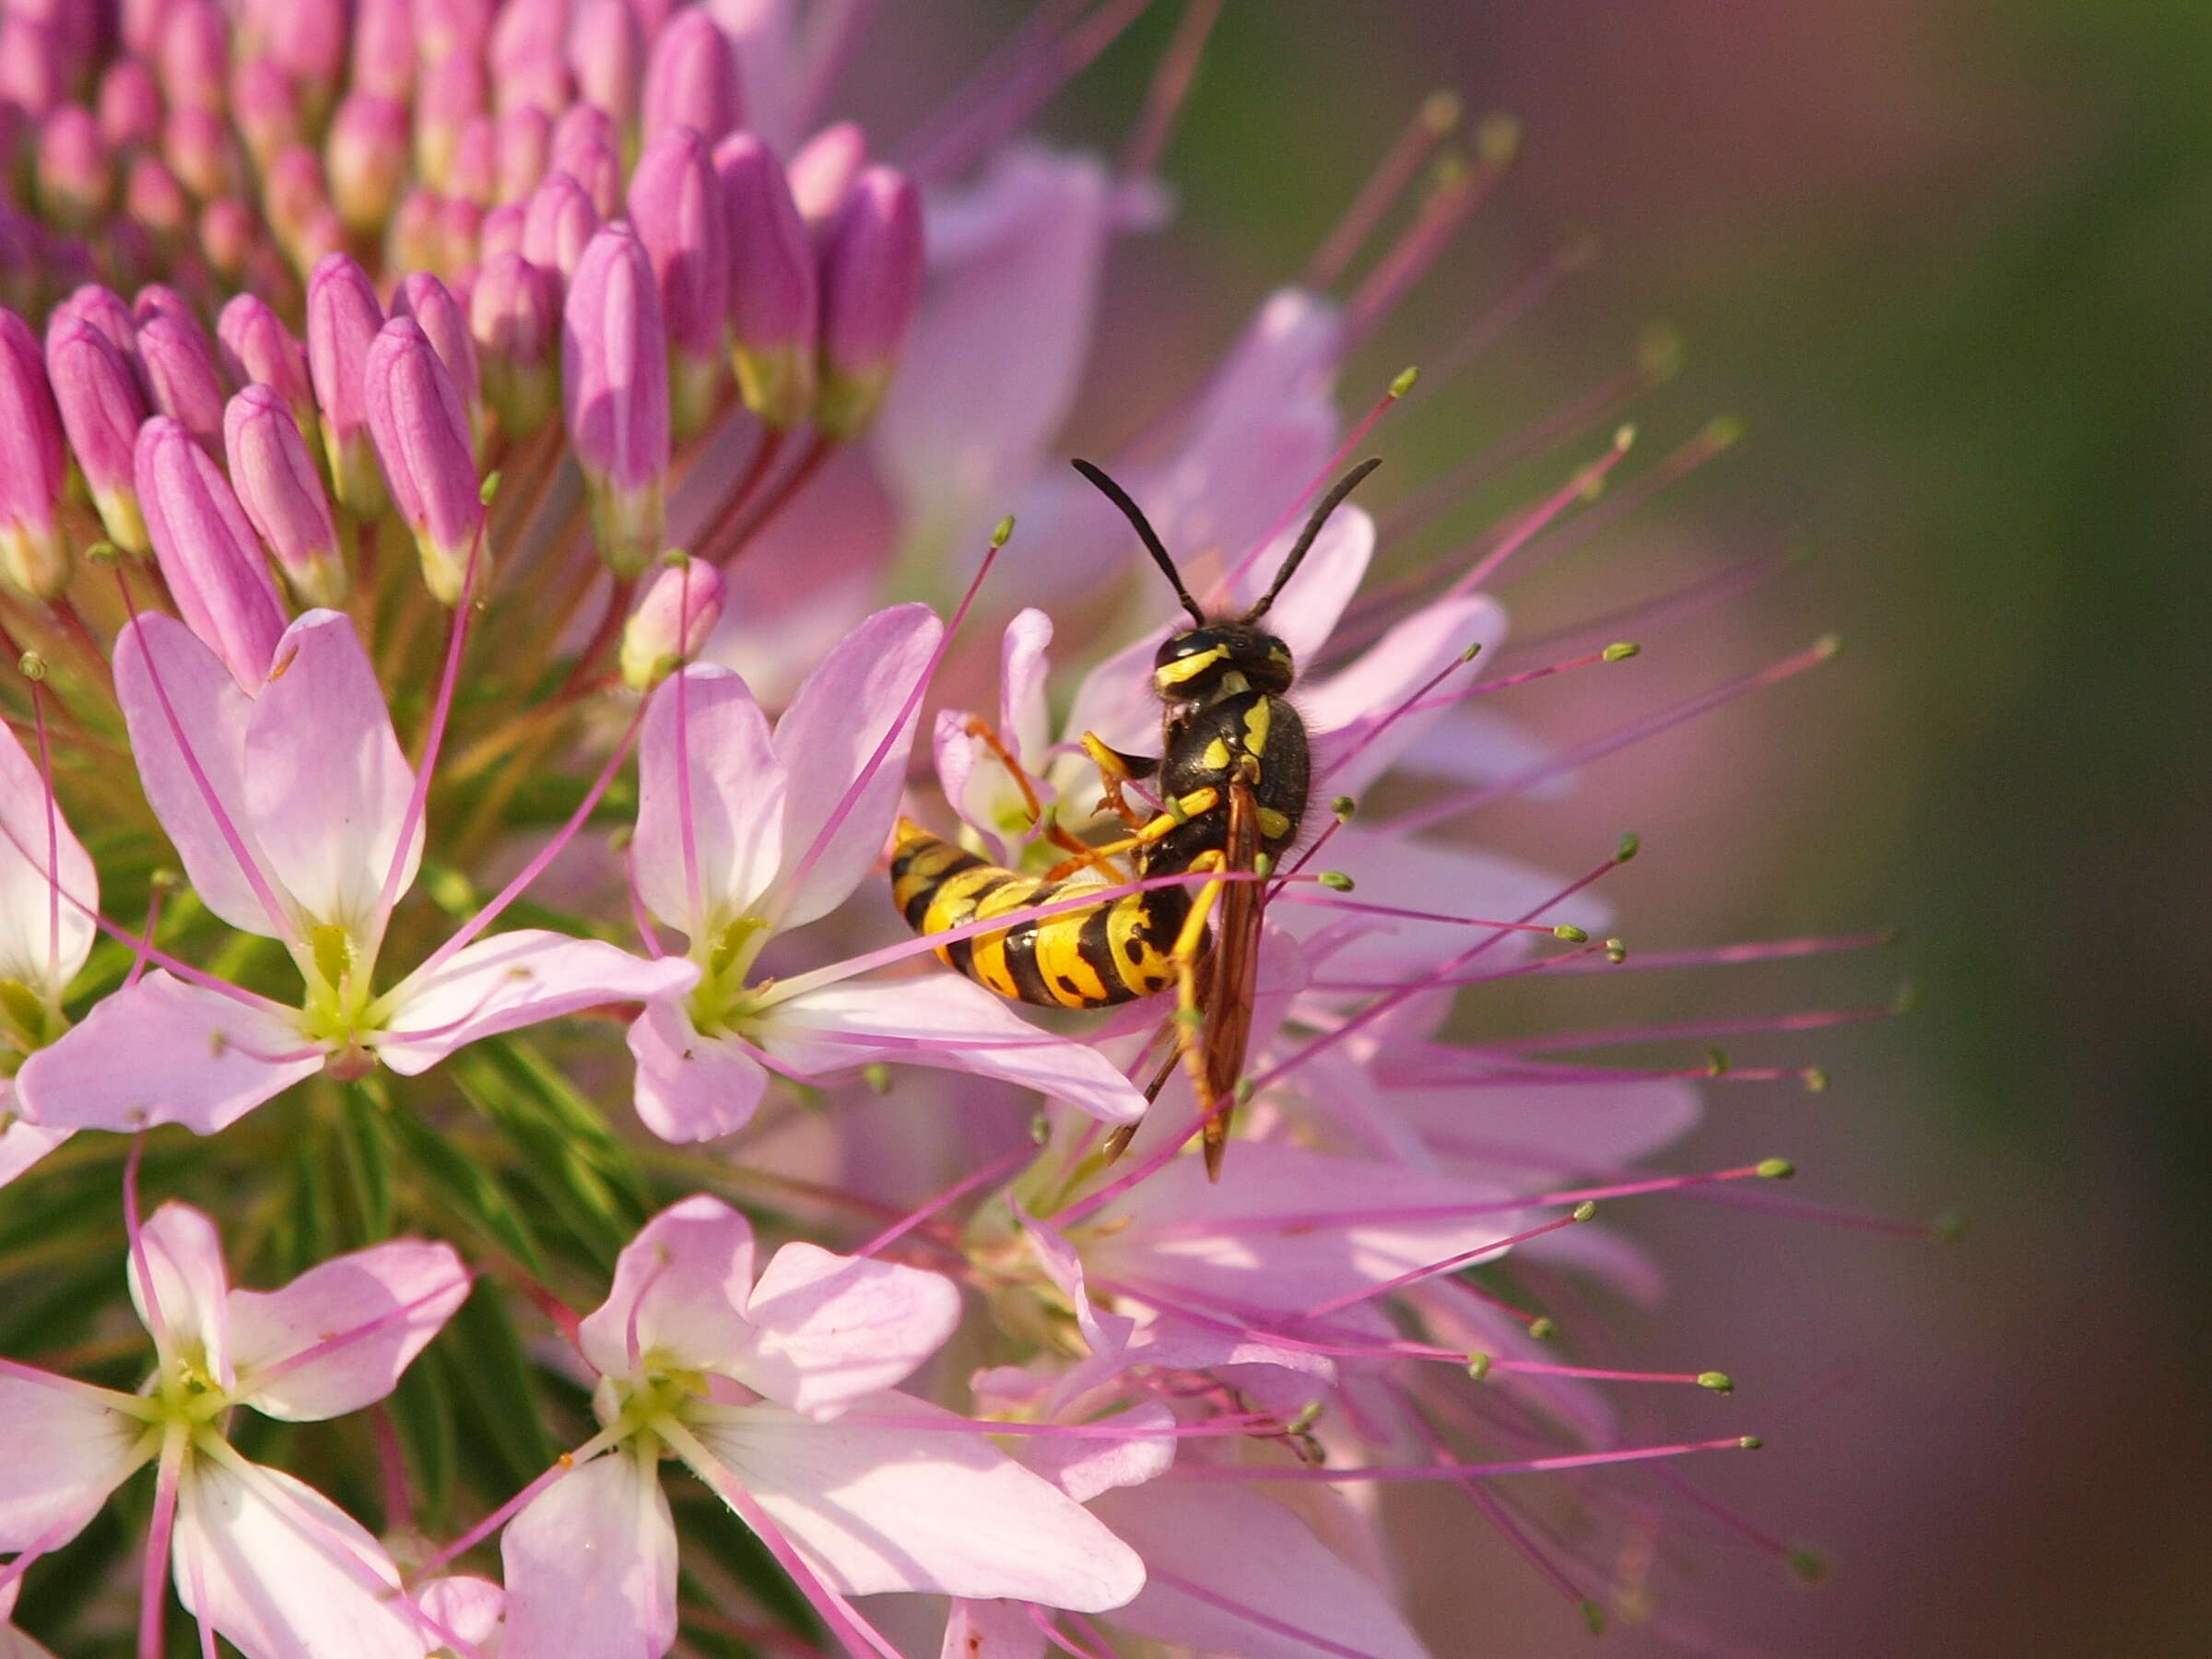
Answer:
[1043, 785, 1222, 882]
[961, 714, 1130, 880]
[1159, 850, 1236, 1179]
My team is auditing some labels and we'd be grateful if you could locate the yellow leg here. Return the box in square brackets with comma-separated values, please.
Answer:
[1160, 852, 1235, 1175]
[965, 716, 1127, 879]
[1043, 786, 1221, 882]
[1078, 730, 1150, 829]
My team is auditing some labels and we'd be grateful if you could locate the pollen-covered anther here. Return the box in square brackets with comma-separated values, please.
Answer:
[1318, 870, 1356, 891]
[1697, 1371, 1735, 1394]
[1756, 1158, 1797, 1180]
[1602, 641, 1641, 662]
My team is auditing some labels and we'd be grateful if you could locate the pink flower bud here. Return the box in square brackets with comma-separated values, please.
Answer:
[327, 91, 410, 235]
[392, 188, 446, 276]
[495, 52, 572, 120]
[307, 251, 389, 514]
[413, 0, 494, 65]
[225, 383, 346, 607]
[0, 211, 43, 318]
[787, 121, 866, 226]
[521, 171, 599, 280]
[449, 112, 497, 206]
[96, 57, 164, 152]
[392, 271, 483, 437]
[262, 143, 330, 260]
[414, 51, 486, 191]
[217, 293, 315, 434]
[0, 18, 66, 122]
[438, 194, 486, 278]
[470, 249, 559, 436]
[0, 308, 72, 597]
[46, 311, 151, 552]
[257, 0, 347, 107]
[629, 126, 728, 435]
[815, 166, 922, 440]
[136, 312, 226, 455]
[495, 106, 551, 204]
[197, 198, 254, 281]
[350, 0, 416, 101]
[489, 0, 565, 74]
[124, 154, 193, 240]
[37, 105, 110, 231]
[365, 317, 486, 604]
[229, 56, 300, 170]
[715, 131, 816, 429]
[166, 101, 237, 201]
[550, 104, 622, 217]
[158, 1, 229, 114]
[135, 416, 290, 690]
[619, 555, 724, 690]
[564, 222, 668, 576]
[641, 9, 742, 148]
[57, 283, 141, 361]
[568, 0, 644, 134]
[479, 201, 524, 262]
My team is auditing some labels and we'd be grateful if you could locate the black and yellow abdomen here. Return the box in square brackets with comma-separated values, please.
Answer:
[890, 818, 1184, 1009]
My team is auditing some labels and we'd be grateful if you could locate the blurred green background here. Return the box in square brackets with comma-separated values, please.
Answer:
[871, 2, 2212, 1653]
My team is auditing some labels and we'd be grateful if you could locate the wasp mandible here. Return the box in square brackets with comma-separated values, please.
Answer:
[891, 456, 1382, 1177]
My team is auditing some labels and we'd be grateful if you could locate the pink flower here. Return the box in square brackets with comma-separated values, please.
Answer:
[15, 608, 694, 1137]
[500, 1195, 1142, 1655]
[0, 1201, 468, 1657]
[0, 723, 93, 1192]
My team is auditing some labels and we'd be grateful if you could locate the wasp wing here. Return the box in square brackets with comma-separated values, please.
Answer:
[1197, 771, 1265, 1178]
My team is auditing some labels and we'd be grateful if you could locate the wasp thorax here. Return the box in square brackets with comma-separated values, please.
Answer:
[1151, 621, 1295, 700]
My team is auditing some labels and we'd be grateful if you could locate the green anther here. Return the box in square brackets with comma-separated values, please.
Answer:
[1702, 414, 1747, 450]
[1029, 1112, 1051, 1146]
[1612, 423, 1638, 453]
[1756, 1158, 1796, 1181]
[1459, 640, 1483, 662]
[1787, 1547, 1830, 1584]
[1389, 365, 1420, 398]
[1615, 832, 1641, 862]
[1891, 981, 1920, 1015]
[1331, 794, 1357, 821]
[1605, 938, 1628, 964]
[1813, 632, 1843, 659]
[1526, 1316, 1557, 1341]
[1465, 1353, 1491, 1382]
[1636, 323, 1686, 380]
[1476, 112, 1521, 164]
[85, 541, 119, 566]
[1802, 1066, 1830, 1094]
[1601, 641, 1640, 662]
[1580, 1601, 1607, 1637]
[606, 824, 635, 853]
[1706, 1047, 1730, 1077]
[1738, 1435, 1764, 1451]
[1420, 89, 1463, 133]
[1253, 852, 1275, 878]
[1287, 1402, 1324, 1434]
[861, 1064, 891, 1095]
[148, 867, 183, 891]
[17, 651, 45, 681]
[423, 864, 478, 917]
[1697, 1371, 1734, 1394]
[1233, 1077, 1255, 1104]
[1571, 1200, 1597, 1223]
[991, 514, 1016, 547]
[659, 547, 692, 568]
[1932, 1208, 1970, 1242]
[1318, 871, 1355, 891]
[479, 471, 502, 504]
[1553, 924, 1588, 943]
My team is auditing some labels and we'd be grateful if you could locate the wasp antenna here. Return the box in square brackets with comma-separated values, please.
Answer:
[1245, 456, 1383, 621]
[1072, 457, 1207, 625]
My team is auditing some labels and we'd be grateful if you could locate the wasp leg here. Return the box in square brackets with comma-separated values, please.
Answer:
[1043, 786, 1222, 882]
[962, 715, 1128, 879]
[1078, 730, 1159, 830]
[1160, 850, 1235, 1179]
[1100, 1037, 1182, 1163]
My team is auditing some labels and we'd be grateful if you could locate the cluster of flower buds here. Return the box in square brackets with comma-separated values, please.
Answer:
[0, 6, 1900, 1659]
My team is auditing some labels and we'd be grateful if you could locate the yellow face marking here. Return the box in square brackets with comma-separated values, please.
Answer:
[1154, 645, 1227, 689]
[1200, 736, 1232, 771]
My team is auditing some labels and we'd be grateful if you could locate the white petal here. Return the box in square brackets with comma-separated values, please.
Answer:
[0, 725, 94, 995]
[130, 1203, 234, 1386]
[940, 1599, 1046, 1659]
[627, 1000, 768, 1143]
[577, 1195, 757, 1382]
[735, 1242, 960, 1418]
[634, 665, 787, 939]
[0, 1369, 143, 1552]
[500, 1453, 677, 1659]
[228, 1239, 469, 1420]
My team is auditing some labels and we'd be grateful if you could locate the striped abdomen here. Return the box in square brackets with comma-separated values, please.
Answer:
[889, 818, 1184, 1009]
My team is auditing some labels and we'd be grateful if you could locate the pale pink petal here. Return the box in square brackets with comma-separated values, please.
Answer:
[1019, 1401, 1175, 1505]
[0, 725, 94, 994]
[228, 1239, 469, 1420]
[130, 1202, 235, 1384]
[112, 615, 280, 937]
[769, 605, 943, 931]
[1304, 594, 1507, 798]
[940, 608, 1057, 861]
[1394, 705, 1573, 797]
[627, 999, 768, 1143]
[691, 1391, 1144, 1610]
[1015, 1211, 1132, 1368]
[940, 1599, 1046, 1659]
[633, 665, 787, 940]
[0, 1113, 69, 1191]
[756, 975, 1149, 1125]
[998, 607, 1055, 767]
[1044, 633, 1159, 795]
[735, 1241, 959, 1418]
[0, 1593, 59, 1659]
[1088, 1481, 1430, 1659]
[500, 1452, 677, 1659]
[577, 1194, 756, 1381]
[0, 1370, 143, 1551]
[172, 1456, 430, 1659]
[414, 1575, 504, 1648]
[241, 610, 420, 938]
[373, 932, 699, 1075]
[874, 147, 1112, 552]
[1382, 1074, 1701, 1173]
[12, 971, 324, 1135]
[1222, 503, 1372, 667]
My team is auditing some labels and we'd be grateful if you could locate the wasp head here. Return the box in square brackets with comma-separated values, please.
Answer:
[1152, 621, 1294, 701]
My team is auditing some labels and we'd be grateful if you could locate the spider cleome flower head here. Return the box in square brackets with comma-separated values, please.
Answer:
[0, 5, 1896, 1655]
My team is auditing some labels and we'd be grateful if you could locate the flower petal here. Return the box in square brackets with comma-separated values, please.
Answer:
[12, 971, 324, 1135]
[769, 604, 943, 931]
[692, 1391, 1145, 1610]
[413, 1575, 504, 1649]
[228, 1239, 469, 1420]
[940, 1599, 1047, 1659]
[241, 610, 419, 940]
[173, 1456, 430, 1659]
[500, 1452, 677, 1659]
[633, 665, 787, 940]
[1088, 1481, 1430, 1659]
[0, 1113, 69, 1193]
[1304, 594, 1507, 798]
[0, 724, 94, 995]
[1223, 502, 1372, 667]
[734, 1241, 960, 1418]
[756, 975, 1150, 1125]
[627, 1000, 768, 1143]
[577, 1194, 756, 1381]
[112, 615, 281, 937]
[373, 932, 699, 1075]
[0, 1368, 143, 1552]
[131, 1202, 234, 1384]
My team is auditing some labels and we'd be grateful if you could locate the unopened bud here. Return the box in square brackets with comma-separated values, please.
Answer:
[787, 121, 866, 225]
[568, 0, 644, 136]
[46, 311, 150, 553]
[135, 312, 226, 456]
[642, 9, 743, 148]
[97, 58, 163, 153]
[124, 155, 192, 240]
[564, 223, 669, 576]
[629, 127, 731, 437]
[521, 170, 600, 281]
[157, 0, 227, 113]
[619, 556, 724, 690]
[349, 0, 415, 101]
[716, 132, 816, 429]
[391, 272, 484, 445]
[550, 105, 623, 218]
[0, 307, 70, 598]
[325, 91, 409, 236]
[365, 318, 487, 605]
[414, 51, 487, 194]
[36, 105, 110, 232]
[306, 251, 388, 514]
[814, 166, 922, 440]
[217, 294, 315, 438]
[471, 252, 561, 437]
[496, 106, 552, 204]
[135, 416, 288, 691]
[226, 385, 346, 608]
